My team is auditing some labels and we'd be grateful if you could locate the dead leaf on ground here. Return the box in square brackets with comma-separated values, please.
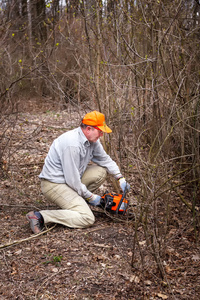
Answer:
[157, 292, 168, 299]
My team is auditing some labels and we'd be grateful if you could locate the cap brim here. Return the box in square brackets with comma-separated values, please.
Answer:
[97, 125, 112, 133]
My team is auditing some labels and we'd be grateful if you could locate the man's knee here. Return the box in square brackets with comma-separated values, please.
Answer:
[81, 212, 95, 227]
[82, 166, 107, 192]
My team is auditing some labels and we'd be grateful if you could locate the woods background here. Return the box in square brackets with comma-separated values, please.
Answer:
[0, 0, 200, 296]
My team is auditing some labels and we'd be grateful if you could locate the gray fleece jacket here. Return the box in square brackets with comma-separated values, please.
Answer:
[39, 127, 121, 199]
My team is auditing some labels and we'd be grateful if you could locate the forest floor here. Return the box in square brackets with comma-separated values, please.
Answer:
[0, 98, 200, 300]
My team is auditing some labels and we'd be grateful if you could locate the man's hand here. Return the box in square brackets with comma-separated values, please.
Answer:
[118, 177, 130, 192]
[87, 194, 101, 206]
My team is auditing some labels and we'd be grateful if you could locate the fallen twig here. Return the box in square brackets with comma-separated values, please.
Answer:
[0, 224, 57, 250]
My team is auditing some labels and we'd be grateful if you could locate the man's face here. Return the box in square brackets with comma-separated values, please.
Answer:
[86, 126, 103, 143]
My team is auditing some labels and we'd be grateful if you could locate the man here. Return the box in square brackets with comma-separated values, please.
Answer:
[26, 111, 130, 234]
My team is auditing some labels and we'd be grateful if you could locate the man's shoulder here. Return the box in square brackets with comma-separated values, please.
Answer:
[58, 127, 78, 138]
[57, 127, 86, 147]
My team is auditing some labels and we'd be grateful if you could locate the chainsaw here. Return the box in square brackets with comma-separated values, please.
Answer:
[99, 186, 129, 215]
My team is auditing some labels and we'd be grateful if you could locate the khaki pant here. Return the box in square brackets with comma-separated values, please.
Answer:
[40, 165, 107, 229]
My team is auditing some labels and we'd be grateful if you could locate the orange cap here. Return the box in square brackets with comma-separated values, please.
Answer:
[82, 111, 112, 133]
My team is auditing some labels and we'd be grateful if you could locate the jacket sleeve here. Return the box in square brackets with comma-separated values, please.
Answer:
[91, 141, 122, 179]
[61, 146, 92, 199]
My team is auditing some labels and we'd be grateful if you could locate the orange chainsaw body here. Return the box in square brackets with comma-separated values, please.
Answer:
[101, 192, 129, 214]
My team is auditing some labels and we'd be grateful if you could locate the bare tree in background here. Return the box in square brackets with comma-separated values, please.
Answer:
[30, 0, 47, 41]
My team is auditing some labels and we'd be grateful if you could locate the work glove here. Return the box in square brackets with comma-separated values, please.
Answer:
[87, 194, 101, 206]
[118, 177, 130, 193]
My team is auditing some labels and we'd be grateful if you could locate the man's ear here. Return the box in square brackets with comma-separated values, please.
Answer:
[86, 126, 92, 132]
[84, 126, 91, 135]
